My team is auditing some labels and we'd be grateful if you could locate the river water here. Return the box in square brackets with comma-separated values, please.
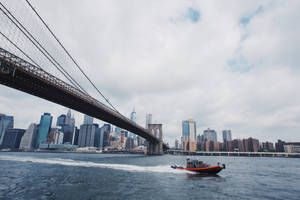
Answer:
[0, 152, 299, 200]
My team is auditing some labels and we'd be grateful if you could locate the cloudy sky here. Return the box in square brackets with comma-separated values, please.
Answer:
[1, 0, 300, 145]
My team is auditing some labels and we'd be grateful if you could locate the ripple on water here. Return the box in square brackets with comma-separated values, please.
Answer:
[0, 153, 300, 200]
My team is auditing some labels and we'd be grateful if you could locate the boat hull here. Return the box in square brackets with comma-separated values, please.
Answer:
[172, 165, 223, 174]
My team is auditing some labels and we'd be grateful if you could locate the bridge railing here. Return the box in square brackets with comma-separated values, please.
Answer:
[0, 48, 151, 135]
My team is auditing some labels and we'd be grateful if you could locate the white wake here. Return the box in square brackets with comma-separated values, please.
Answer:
[0, 155, 193, 174]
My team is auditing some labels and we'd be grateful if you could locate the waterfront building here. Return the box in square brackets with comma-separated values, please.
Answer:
[102, 124, 111, 148]
[73, 127, 80, 145]
[103, 124, 111, 132]
[182, 119, 197, 142]
[47, 128, 64, 144]
[56, 114, 66, 127]
[181, 119, 197, 152]
[222, 130, 232, 142]
[65, 109, 72, 126]
[243, 137, 259, 152]
[78, 123, 97, 147]
[115, 127, 121, 136]
[137, 136, 144, 146]
[125, 136, 135, 150]
[1, 128, 25, 149]
[197, 142, 205, 151]
[56, 110, 75, 144]
[203, 128, 217, 142]
[205, 141, 214, 151]
[0, 114, 14, 146]
[61, 124, 74, 144]
[83, 114, 94, 125]
[275, 140, 285, 152]
[231, 139, 244, 152]
[175, 138, 179, 149]
[145, 114, 152, 129]
[222, 130, 232, 151]
[19, 123, 38, 150]
[121, 130, 125, 145]
[197, 134, 205, 142]
[262, 141, 275, 152]
[36, 113, 53, 148]
[283, 142, 300, 153]
[94, 127, 104, 149]
[39, 143, 78, 150]
[183, 141, 197, 152]
[214, 142, 221, 151]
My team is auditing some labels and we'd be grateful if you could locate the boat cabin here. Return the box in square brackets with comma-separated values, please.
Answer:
[186, 159, 209, 168]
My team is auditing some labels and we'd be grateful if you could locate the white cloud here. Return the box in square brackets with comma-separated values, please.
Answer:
[1, 0, 300, 145]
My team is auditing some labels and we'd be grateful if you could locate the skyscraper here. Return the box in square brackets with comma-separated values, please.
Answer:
[222, 130, 232, 143]
[182, 120, 197, 152]
[203, 128, 217, 142]
[102, 124, 111, 148]
[73, 127, 80, 145]
[129, 108, 137, 138]
[61, 125, 74, 144]
[125, 136, 135, 150]
[115, 127, 121, 136]
[175, 138, 179, 149]
[19, 123, 38, 150]
[1, 129, 25, 149]
[78, 123, 97, 147]
[47, 128, 64, 144]
[145, 114, 152, 129]
[182, 119, 197, 142]
[130, 107, 136, 123]
[94, 127, 104, 149]
[56, 111, 75, 144]
[36, 113, 52, 148]
[65, 109, 72, 126]
[83, 114, 93, 125]
[0, 114, 14, 146]
[56, 114, 66, 127]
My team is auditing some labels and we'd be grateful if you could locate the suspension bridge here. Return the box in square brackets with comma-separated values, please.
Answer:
[0, 0, 167, 154]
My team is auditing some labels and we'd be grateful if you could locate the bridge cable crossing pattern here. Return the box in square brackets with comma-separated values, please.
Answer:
[0, 2, 89, 95]
[25, 0, 120, 114]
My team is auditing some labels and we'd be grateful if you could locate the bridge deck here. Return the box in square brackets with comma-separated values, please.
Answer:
[0, 48, 166, 146]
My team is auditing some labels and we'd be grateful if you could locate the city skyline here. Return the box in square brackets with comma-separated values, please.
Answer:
[1, 0, 300, 145]
[1, 110, 295, 147]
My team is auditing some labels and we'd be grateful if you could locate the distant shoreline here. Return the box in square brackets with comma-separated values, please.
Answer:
[0, 149, 146, 155]
[1, 149, 300, 158]
[166, 150, 300, 158]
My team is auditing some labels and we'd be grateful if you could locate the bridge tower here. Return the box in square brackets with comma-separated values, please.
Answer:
[147, 124, 163, 155]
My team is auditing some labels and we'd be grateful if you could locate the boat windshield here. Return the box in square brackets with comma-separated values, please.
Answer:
[186, 160, 207, 168]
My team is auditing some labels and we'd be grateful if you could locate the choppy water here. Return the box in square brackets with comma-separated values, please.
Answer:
[0, 152, 299, 200]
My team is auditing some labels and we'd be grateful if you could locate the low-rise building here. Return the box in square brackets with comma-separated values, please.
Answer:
[183, 141, 197, 152]
[262, 141, 275, 152]
[284, 142, 300, 153]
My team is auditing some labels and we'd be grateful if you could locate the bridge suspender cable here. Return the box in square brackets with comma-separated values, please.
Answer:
[0, 3, 89, 95]
[0, 30, 41, 68]
[25, 0, 121, 114]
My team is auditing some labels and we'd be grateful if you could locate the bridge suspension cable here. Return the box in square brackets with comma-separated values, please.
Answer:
[25, 0, 121, 114]
[0, 2, 89, 95]
[0, 30, 41, 68]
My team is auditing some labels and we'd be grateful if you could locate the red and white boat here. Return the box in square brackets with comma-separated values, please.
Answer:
[171, 159, 225, 174]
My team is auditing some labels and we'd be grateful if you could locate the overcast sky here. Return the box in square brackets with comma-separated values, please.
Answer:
[1, 0, 300, 145]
